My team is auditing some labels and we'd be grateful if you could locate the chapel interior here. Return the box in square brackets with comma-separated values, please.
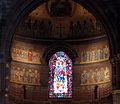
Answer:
[1, 0, 120, 104]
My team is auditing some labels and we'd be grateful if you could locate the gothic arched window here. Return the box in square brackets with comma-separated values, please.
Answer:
[49, 51, 72, 98]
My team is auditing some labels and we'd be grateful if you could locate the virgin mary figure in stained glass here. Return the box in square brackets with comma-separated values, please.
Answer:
[49, 51, 72, 98]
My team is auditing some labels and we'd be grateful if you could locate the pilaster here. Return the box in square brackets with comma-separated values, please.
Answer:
[110, 53, 120, 89]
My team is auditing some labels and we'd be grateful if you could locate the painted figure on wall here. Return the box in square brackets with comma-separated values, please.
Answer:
[99, 68, 105, 81]
[104, 67, 110, 81]
[94, 50, 98, 60]
[34, 70, 40, 84]
[79, 45, 109, 64]
[81, 70, 87, 84]
[97, 49, 100, 60]
[28, 69, 32, 83]
[87, 70, 93, 83]
[28, 49, 33, 61]
[80, 66, 111, 85]
[93, 69, 98, 83]
[104, 45, 109, 59]
[16, 68, 21, 81]
[86, 51, 90, 62]
[10, 65, 40, 85]
[22, 70, 26, 83]
[100, 49, 103, 59]
[12, 47, 41, 64]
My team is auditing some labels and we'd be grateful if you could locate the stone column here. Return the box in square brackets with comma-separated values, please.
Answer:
[0, 62, 7, 104]
[110, 53, 120, 90]
[40, 66, 49, 101]
[0, 55, 11, 104]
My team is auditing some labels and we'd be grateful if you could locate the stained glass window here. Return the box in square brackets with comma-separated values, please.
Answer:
[49, 51, 72, 98]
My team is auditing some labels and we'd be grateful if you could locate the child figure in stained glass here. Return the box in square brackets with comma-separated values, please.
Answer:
[57, 67, 65, 82]
[54, 56, 68, 94]
[55, 57, 66, 82]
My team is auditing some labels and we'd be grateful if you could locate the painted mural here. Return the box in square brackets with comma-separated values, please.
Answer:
[16, 0, 106, 40]
[11, 40, 45, 64]
[17, 18, 100, 39]
[10, 62, 40, 85]
[11, 47, 41, 64]
[11, 39, 109, 65]
[80, 66, 111, 85]
[80, 45, 109, 64]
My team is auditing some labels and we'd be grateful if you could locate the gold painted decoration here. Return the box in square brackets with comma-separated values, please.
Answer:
[80, 66, 111, 85]
[16, 0, 105, 40]
[10, 62, 40, 85]
[11, 47, 41, 64]
[11, 40, 109, 65]
[11, 40, 46, 64]
[79, 45, 109, 64]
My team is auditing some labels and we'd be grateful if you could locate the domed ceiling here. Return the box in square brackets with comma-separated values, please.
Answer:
[16, 0, 106, 40]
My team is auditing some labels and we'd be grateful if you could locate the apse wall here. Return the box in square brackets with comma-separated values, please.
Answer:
[9, 36, 112, 103]
[72, 38, 112, 101]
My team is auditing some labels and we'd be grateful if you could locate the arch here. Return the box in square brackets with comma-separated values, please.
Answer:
[0, 0, 118, 103]
[43, 43, 78, 64]
[74, 0, 118, 56]
[1, 0, 118, 61]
